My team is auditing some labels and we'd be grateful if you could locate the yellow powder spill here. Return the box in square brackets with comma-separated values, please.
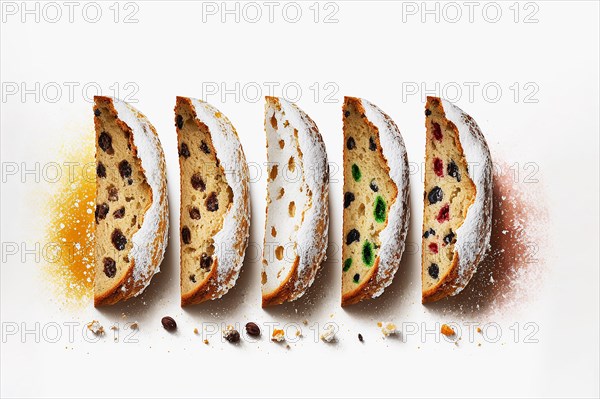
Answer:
[44, 131, 96, 307]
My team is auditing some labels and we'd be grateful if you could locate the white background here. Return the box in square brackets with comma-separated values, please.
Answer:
[1, 1, 599, 398]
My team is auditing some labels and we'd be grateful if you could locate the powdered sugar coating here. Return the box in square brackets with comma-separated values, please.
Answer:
[111, 98, 169, 295]
[360, 99, 410, 297]
[277, 98, 329, 295]
[188, 98, 250, 297]
[441, 99, 493, 294]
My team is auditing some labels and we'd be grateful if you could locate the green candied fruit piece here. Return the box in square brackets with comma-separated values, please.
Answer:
[343, 258, 352, 272]
[353, 273, 360, 283]
[362, 240, 374, 267]
[351, 164, 361, 182]
[374, 195, 386, 223]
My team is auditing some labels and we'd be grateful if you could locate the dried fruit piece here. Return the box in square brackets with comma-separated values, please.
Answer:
[353, 273, 360, 283]
[206, 192, 219, 212]
[98, 132, 113, 153]
[191, 174, 206, 191]
[118, 160, 132, 179]
[223, 326, 240, 343]
[346, 229, 360, 245]
[428, 242, 439, 254]
[447, 160, 461, 182]
[344, 192, 355, 208]
[161, 316, 177, 332]
[95, 203, 109, 223]
[346, 137, 356, 150]
[373, 196, 386, 223]
[176, 115, 184, 129]
[111, 229, 127, 251]
[358, 333, 364, 342]
[432, 122, 443, 141]
[107, 185, 119, 202]
[428, 186, 443, 205]
[369, 179, 379, 192]
[200, 253, 212, 270]
[437, 204, 450, 223]
[433, 157, 444, 177]
[369, 136, 377, 151]
[423, 228, 436, 239]
[428, 263, 439, 279]
[245, 322, 261, 337]
[96, 163, 106, 178]
[362, 241, 374, 267]
[200, 140, 210, 154]
[179, 142, 190, 158]
[351, 164, 361, 182]
[343, 258, 352, 272]
[113, 207, 125, 219]
[181, 227, 191, 244]
[189, 207, 201, 220]
[425, 109, 431, 116]
[103, 257, 117, 278]
[443, 230, 456, 245]
[94, 108, 101, 117]
[441, 324, 455, 337]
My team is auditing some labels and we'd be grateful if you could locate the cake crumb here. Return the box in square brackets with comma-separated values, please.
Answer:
[441, 324, 455, 336]
[381, 322, 397, 337]
[377, 322, 383, 328]
[110, 325, 118, 331]
[295, 329, 301, 337]
[286, 344, 291, 349]
[130, 322, 138, 330]
[302, 320, 308, 325]
[320, 325, 336, 342]
[272, 329, 285, 342]
[193, 328, 199, 334]
[87, 320, 104, 335]
[476, 327, 482, 333]
[203, 339, 209, 345]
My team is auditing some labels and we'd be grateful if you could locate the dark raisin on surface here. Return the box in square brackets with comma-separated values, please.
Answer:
[191, 174, 206, 191]
[111, 229, 127, 251]
[113, 207, 125, 219]
[179, 142, 190, 158]
[344, 192, 355, 209]
[94, 108, 101, 117]
[161, 316, 177, 332]
[353, 273, 360, 283]
[358, 333, 364, 342]
[176, 114, 184, 129]
[432, 122, 443, 141]
[428, 186, 444, 205]
[107, 185, 119, 202]
[96, 163, 106, 178]
[98, 132, 113, 153]
[181, 227, 191, 244]
[95, 203, 109, 223]
[200, 140, 211, 154]
[189, 207, 201, 220]
[369, 179, 379, 192]
[346, 137, 356, 150]
[118, 160, 132, 179]
[200, 253, 213, 270]
[344, 110, 350, 118]
[206, 192, 219, 212]
[103, 257, 117, 278]
[224, 329, 240, 343]
[369, 136, 377, 151]
[189, 274, 197, 283]
[443, 230, 456, 245]
[425, 109, 432, 116]
[346, 229, 360, 245]
[447, 160, 461, 182]
[428, 263, 440, 279]
[245, 322, 261, 337]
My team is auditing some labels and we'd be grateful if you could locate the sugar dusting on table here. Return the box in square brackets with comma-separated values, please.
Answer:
[44, 131, 95, 307]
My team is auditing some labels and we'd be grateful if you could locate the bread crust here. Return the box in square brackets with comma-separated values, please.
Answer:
[177, 97, 251, 306]
[261, 97, 329, 307]
[93, 96, 169, 306]
[341, 97, 410, 306]
[421, 97, 493, 303]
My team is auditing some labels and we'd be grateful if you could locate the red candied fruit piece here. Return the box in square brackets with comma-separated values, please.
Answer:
[437, 204, 450, 223]
[428, 242, 439, 254]
[432, 122, 443, 141]
[433, 158, 444, 177]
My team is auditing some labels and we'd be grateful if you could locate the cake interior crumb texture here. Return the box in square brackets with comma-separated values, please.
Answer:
[421, 97, 476, 295]
[341, 97, 398, 299]
[176, 98, 233, 304]
[93, 97, 152, 303]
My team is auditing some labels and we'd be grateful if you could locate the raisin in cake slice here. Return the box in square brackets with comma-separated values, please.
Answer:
[176, 97, 250, 306]
[262, 97, 329, 307]
[421, 96, 493, 303]
[341, 97, 410, 306]
[93, 96, 169, 306]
